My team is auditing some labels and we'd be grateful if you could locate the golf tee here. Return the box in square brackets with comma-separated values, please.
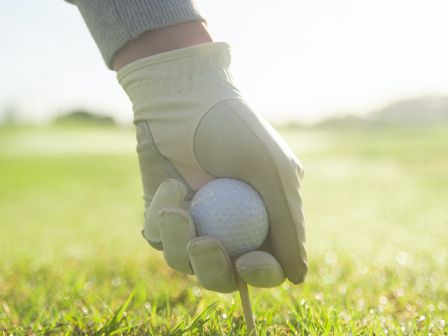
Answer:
[237, 275, 257, 336]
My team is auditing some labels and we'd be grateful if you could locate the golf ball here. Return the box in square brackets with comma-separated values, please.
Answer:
[190, 178, 269, 257]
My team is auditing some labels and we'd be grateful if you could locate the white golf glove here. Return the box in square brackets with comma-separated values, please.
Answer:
[118, 42, 307, 293]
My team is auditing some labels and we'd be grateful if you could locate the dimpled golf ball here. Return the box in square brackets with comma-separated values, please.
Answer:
[190, 178, 269, 257]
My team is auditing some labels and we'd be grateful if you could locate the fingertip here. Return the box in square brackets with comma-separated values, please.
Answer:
[236, 251, 285, 288]
[145, 178, 189, 250]
[141, 229, 163, 250]
[187, 236, 237, 293]
[159, 208, 196, 274]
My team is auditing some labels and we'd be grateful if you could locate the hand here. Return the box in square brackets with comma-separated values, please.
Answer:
[146, 178, 286, 292]
[118, 42, 307, 292]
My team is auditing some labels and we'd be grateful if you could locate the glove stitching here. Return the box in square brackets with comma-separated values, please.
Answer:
[136, 121, 195, 201]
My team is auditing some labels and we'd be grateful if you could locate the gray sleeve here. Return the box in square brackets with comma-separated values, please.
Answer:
[67, 0, 205, 69]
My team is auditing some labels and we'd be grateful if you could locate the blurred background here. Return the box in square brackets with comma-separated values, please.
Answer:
[2, 0, 448, 125]
[1, 0, 447, 334]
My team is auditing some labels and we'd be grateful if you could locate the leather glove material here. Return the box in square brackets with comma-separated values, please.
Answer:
[117, 42, 306, 292]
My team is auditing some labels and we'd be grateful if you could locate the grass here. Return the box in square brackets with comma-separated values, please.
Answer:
[0, 124, 447, 335]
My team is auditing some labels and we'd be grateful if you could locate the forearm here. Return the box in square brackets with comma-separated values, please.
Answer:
[67, 0, 206, 69]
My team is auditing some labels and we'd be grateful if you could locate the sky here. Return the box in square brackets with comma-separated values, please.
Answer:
[1, 0, 448, 124]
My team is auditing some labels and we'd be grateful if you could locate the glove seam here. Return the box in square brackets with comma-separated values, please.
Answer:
[136, 121, 195, 199]
[192, 97, 244, 179]
[237, 265, 274, 272]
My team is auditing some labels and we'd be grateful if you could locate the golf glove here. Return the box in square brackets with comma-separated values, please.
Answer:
[117, 42, 307, 293]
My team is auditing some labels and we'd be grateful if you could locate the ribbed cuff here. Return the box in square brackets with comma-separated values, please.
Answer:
[68, 0, 206, 69]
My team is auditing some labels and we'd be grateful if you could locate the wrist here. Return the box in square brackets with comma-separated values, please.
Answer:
[112, 21, 213, 71]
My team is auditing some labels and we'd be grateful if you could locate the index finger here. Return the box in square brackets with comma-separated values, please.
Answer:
[143, 178, 188, 249]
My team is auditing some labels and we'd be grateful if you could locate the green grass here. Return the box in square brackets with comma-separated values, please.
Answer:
[1, 124, 447, 335]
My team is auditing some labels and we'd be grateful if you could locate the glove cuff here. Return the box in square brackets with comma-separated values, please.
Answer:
[117, 42, 240, 122]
